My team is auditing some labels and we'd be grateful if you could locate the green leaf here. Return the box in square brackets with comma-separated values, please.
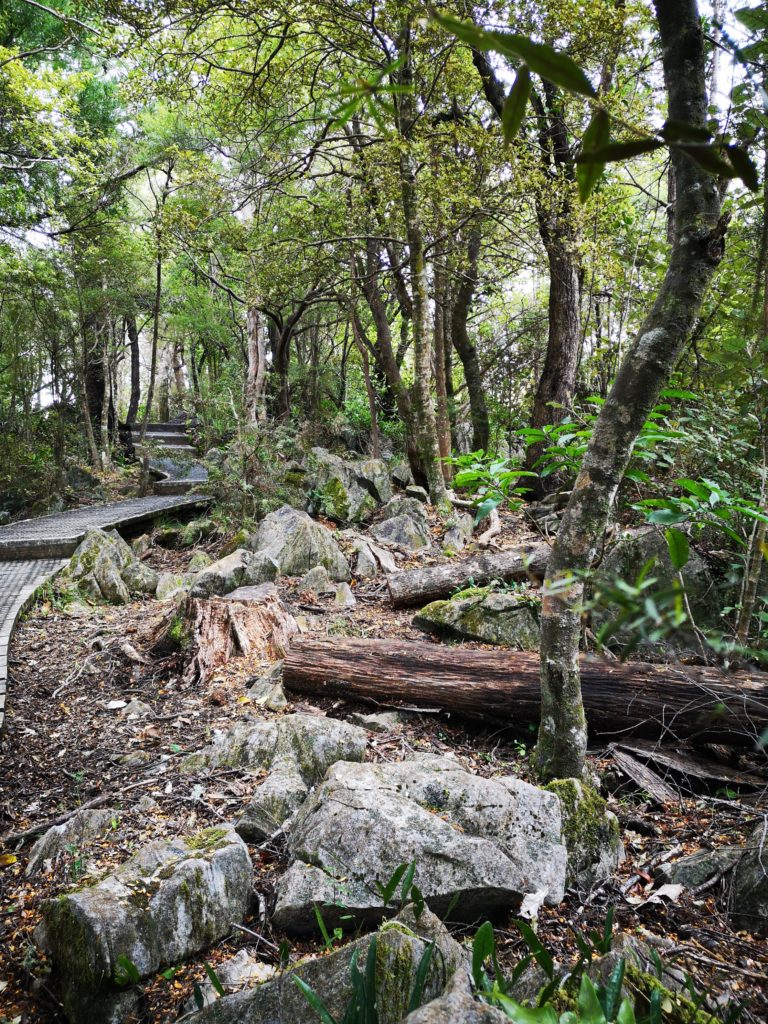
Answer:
[407, 942, 435, 1013]
[676, 143, 738, 178]
[474, 496, 500, 523]
[472, 921, 495, 990]
[376, 863, 407, 904]
[114, 954, 141, 986]
[604, 957, 626, 1021]
[647, 508, 688, 526]
[502, 66, 532, 143]
[204, 962, 225, 998]
[725, 144, 759, 190]
[576, 138, 663, 163]
[433, 14, 596, 97]
[492, 993, 559, 1024]
[660, 119, 712, 143]
[578, 974, 607, 1024]
[676, 478, 710, 499]
[293, 975, 339, 1024]
[577, 108, 610, 201]
[400, 861, 417, 904]
[616, 998, 637, 1024]
[516, 919, 554, 979]
[665, 528, 690, 571]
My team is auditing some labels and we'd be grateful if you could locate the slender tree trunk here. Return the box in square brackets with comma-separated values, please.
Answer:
[126, 315, 140, 426]
[450, 227, 489, 452]
[141, 238, 162, 438]
[535, 0, 726, 780]
[245, 304, 267, 423]
[433, 257, 452, 480]
[395, 23, 447, 505]
[350, 302, 381, 459]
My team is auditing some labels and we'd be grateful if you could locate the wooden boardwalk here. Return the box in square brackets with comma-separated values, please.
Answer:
[0, 492, 209, 735]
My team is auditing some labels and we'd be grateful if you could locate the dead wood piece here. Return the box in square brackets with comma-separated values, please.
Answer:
[385, 542, 551, 608]
[151, 590, 298, 684]
[282, 637, 768, 745]
[477, 507, 501, 548]
[615, 739, 766, 787]
[609, 746, 679, 804]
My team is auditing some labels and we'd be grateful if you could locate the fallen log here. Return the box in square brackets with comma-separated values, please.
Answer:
[385, 542, 551, 609]
[283, 638, 768, 746]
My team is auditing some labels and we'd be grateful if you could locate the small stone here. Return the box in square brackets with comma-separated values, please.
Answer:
[656, 846, 741, 890]
[131, 534, 152, 557]
[26, 809, 114, 877]
[182, 950, 276, 1011]
[405, 485, 429, 503]
[155, 572, 193, 602]
[414, 590, 539, 649]
[120, 696, 153, 720]
[729, 826, 768, 934]
[347, 710, 402, 733]
[300, 565, 335, 596]
[189, 549, 278, 599]
[247, 662, 288, 711]
[353, 541, 377, 578]
[334, 582, 356, 609]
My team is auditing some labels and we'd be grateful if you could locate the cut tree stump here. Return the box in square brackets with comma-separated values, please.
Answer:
[385, 542, 551, 609]
[150, 584, 298, 684]
[283, 637, 768, 746]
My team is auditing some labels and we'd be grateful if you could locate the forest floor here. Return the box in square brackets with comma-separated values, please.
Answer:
[1, 509, 767, 1023]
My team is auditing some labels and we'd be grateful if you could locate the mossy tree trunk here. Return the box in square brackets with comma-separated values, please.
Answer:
[395, 21, 448, 505]
[535, 0, 727, 780]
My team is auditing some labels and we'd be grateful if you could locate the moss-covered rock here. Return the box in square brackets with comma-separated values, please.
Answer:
[62, 528, 157, 605]
[306, 448, 392, 523]
[545, 779, 623, 888]
[251, 504, 350, 580]
[39, 827, 251, 1024]
[414, 591, 539, 649]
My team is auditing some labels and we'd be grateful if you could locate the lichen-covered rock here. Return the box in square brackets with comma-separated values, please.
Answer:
[405, 485, 429, 503]
[545, 779, 623, 888]
[246, 661, 288, 711]
[730, 825, 768, 934]
[184, 906, 462, 1024]
[405, 969, 509, 1023]
[182, 949, 276, 1012]
[183, 713, 367, 841]
[39, 826, 252, 1024]
[334, 581, 357, 609]
[442, 513, 474, 554]
[300, 564, 335, 596]
[307, 448, 392, 523]
[64, 529, 155, 605]
[371, 513, 431, 552]
[155, 571, 194, 602]
[189, 549, 278, 599]
[188, 550, 212, 572]
[26, 809, 114, 877]
[353, 539, 378, 578]
[391, 461, 414, 489]
[251, 505, 350, 580]
[414, 590, 539, 649]
[379, 496, 428, 522]
[273, 755, 566, 934]
[120, 559, 159, 597]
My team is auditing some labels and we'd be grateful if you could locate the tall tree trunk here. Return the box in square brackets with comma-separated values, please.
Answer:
[350, 303, 381, 459]
[433, 257, 452, 481]
[395, 22, 447, 505]
[450, 226, 489, 452]
[536, 0, 726, 780]
[126, 315, 140, 426]
[141, 231, 163, 438]
[245, 304, 267, 423]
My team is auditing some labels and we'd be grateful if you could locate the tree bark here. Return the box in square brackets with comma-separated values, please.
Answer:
[245, 304, 267, 423]
[536, 0, 727, 780]
[395, 22, 448, 505]
[433, 256, 453, 479]
[282, 639, 768, 747]
[450, 226, 489, 452]
[126, 315, 140, 425]
[386, 542, 551, 609]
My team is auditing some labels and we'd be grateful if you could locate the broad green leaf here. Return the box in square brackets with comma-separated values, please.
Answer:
[660, 120, 712, 143]
[726, 144, 759, 190]
[577, 107, 610, 201]
[493, 993, 559, 1024]
[677, 143, 738, 178]
[204, 962, 225, 998]
[616, 998, 637, 1024]
[472, 921, 495, 990]
[502, 66, 532, 143]
[647, 508, 688, 526]
[578, 974, 607, 1024]
[407, 942, 435, 1012]
[676, 478, 710, 499]
[293, 976, 339, 1024]
[433, 14, 596, 97]
[665, 528, 690, 571]
[516, 919, 554, 979]
[576, 138, 663, 163]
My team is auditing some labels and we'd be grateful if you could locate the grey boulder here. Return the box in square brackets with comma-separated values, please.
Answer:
[405, 969, 509, 1023]
[273, 755, 566, 934]
[251, 505, 350, 580]
[64, 528, 157, 604]
[307, 448, 392, 523]
[371, 513, 431, 552]
[189, 549, 278, 598]
[730, 824, 768, 934]
[183, 713, 367, 841]
[184, 906, 462, 1024]
[39, 826, 251, 1024]
[26, 809, 114, 876]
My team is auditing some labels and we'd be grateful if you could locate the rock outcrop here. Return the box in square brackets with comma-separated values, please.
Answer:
[250, 505, 350, 580]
